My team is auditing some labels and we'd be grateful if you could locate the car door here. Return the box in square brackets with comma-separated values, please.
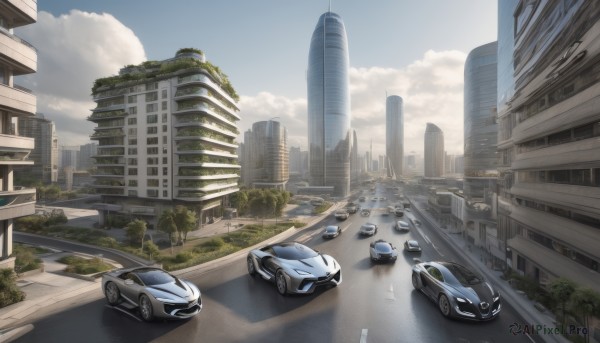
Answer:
[260, 247, 279, 276]
[422, 266, 444, 300]
[120, 273, 145, 303]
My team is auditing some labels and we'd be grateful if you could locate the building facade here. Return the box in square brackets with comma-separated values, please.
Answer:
[386, 95, 404, 179]
[79, 142, 97, 172]
[497, 1, 600, 291]
[240, 120, 288, 190]
[89, 49, 240, 228]
[463, 41, 500, 264]
[0, 0, 37, 269]
[424, 123, 445, 177]
[307, 11, 352, 197]
[16, 113, 58, 183]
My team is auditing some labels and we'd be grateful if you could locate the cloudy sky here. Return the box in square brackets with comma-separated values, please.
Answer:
[17, 1, 497, 157]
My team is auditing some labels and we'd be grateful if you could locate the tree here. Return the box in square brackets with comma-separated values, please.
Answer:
[125, 219, 147, 248]
[0, 269, 25, 308]
[158, 209, 178, 253]
[230, 190, 248, 214]
[549, 277, 576, 328]
[173, 206, 197, 242]
[569, 288, 600, 343]
[143, 241, 161, 260]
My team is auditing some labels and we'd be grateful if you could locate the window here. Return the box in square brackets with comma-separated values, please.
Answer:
[129, 107, 137, 115]
[128, 138, 137, 145]
[162, 157, 168, 164]
[128, 128, 137, 135]
[145, 92, 158, 102]
[147, 179, 159, 187]
[128, 95, 137, 103]
[128, 158, 137, 165]
[548, 170, 570, 184]
[163, 190, 168, 197]
[146, 82, 157, 91]
[128, 190, 138, 196]
[517, 255, 526, 273]
[147, 157, 159, 165]
[128, 168, 138, 175]
[426, 266, 444, 282]
[146, 103, 158, 112]
[162, 101, 167, 110]
[163, 136, 168, 144]
[147, 189, 158, 197]
[128, 148, 137, 155]
[128, 118, 137, 125]
[163, 179, 168, 186]
[161, 89, 167, 99]
[128, 180, 137, 186]
[147, 114, 158, 124]
[162, 125, 168, 132]
[147, 137, 158, 145]
[147, 127, 158, 134]
[163, 167, 168, 175]
[571, 169, 591, 186]
[147, 147, 159, 154]
[162, 113, 168, 123]
[147, 167, 158, 176]
[573, 124, 594, 141]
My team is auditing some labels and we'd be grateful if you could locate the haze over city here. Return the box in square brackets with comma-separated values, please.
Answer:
[17, 1, 497, 157]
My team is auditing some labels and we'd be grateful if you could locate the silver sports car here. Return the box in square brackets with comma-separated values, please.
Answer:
[102, 267, 202, 321]
[247, 241, 342, 295]
[412, 261, 501, 320]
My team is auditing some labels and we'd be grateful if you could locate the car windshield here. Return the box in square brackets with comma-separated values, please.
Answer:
[326, 226, 338, 232]
[272, 243, 319, 260]
[375, 242, 392, 252]
[362, 225, 374, 231]
[135, 269, 175, 286]
[398, 221, 407, 227]
[408, 241, 419, 247]
[442, 263, 483, 286]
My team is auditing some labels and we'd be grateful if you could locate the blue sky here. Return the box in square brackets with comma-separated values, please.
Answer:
[20, 1, 497, 156]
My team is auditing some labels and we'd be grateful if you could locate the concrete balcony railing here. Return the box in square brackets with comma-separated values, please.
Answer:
[0, 27, 36, 73]
[0, 83, 36, 115]
[0, 187, 36, 221]
[4, 0, 37, 25]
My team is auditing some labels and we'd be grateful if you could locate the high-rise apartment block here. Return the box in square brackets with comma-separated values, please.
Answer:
[0, 0, 37, 269]
[497, 1, 600, 290]
[89, 49, 240, 227]
[240, 120, 288, 190]
[16, 113, 58, 183]
[307, 11, 352, 197]
[386, 95, 403, 179]
[424, 123, 445, 177]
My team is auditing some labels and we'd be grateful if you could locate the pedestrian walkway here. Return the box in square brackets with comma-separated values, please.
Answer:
[408, 197, 569, 343]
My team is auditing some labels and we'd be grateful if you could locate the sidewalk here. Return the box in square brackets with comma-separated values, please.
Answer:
[408, 197, 569, 343]
[0, 200, 345, 337]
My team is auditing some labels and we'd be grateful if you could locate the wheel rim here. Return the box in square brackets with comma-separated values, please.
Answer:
[247, 258, 255, 274]
[140, 296, 152, 320]
[106, 283, 119, 303]
[439, 295, 450, 316]
[276, 272, 286, 294]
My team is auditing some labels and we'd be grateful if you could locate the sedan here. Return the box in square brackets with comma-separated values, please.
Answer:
[247, 241, 342, 295]
[404, 239, 422, 252]
[396, 220, 410, 232]
[322, 225, 342, 239]
[412, 261, 501, 320]
[370, 239, 398, 263]
[359, 223, 378, 236]
[102, 267, 202, 321]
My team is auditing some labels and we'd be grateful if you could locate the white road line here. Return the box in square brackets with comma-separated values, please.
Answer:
[105, 305, 142, 322]
[360, 329, 368, 343]
[416, 227, 431, 244]
[385, 283, 396, 301]
[431, 243, 443, 257]
[341, 224, 351, 232]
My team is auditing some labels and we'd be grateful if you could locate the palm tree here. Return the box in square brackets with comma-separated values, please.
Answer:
[569, 288, 600, 343]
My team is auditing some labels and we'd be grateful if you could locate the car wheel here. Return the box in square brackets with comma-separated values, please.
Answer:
[411, 273, 419, 289]
[139, 294, 154, 322]
[247, 256, 256, 277]
[438, 294, 451, 317]
[275, 270, 287, 295]
[105, 282, 121, 305]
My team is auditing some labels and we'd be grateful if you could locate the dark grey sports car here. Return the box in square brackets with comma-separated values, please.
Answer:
[102, 267, 202, 321]
[247, 241, 342, 295]
[412, 261, 501, 320]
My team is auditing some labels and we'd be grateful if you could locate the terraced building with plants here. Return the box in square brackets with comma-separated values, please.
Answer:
[88, 48, 240, 228]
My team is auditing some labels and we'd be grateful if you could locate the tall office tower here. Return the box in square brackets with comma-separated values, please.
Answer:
[386, 95, 404, 179]
[59, 146, 79, 171]
[0, 0, 37, 269]
[424, 123, 445, 177]
[89, 49, 240, 227]
[350, 129, 359, 185]
[497, 1, 600, 291]
[307, 11, 351, 197]
[79, 142, 98, 172]
[241, 120, 288, 190]
[16, 113, 58, 183]
[289, 146, 302, 175]
[463, 41, 499, 253]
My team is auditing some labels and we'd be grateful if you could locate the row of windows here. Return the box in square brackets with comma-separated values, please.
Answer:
[127, 147, 168, 155]
[127, 157, 169, 165]
[517, 168, 600, 187]
[126, 190, 170, 198]
[127, 102, 168, 115]
[128, 167, 170, 176]
[515, 197, 600, 229]
[127, 179, 170, 187]
[127, 126, 169, 135]
[517, 121, 600, 153]
[128, 136, 169, 146]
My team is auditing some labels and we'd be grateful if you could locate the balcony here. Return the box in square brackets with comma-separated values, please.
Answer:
[90, 129, 125, 140]
[2, 0, 37, 26]
[0, 187, 35, 221]
[0, 84, 36, 115]
[0, 26, 36, 74]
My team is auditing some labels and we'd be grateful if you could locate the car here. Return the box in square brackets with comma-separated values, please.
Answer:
[359, 196, 366, 202]
[102, 267, 202, 321]
[360, 209, 371, 217]
[411, 261, 501, 320]
[385, 206, 396, 215]
[396, 220, 410, 232]
[359, 223, 378, 236]
[334, 209, 349, 220]
[322, 225, 342, 239]
[247, 242, 342, 295]
[345, 203, 359, 213]
[371, 197, 377, 201]
[404, 239, 422, 252]
[369, 239, 398, 263]
[395, 207, 404, 217]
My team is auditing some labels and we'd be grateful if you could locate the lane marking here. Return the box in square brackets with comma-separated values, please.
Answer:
[360, 329, 368, 343]
[105, 305, 142, 322]
[415, 227, 431, 244]
[385, 283, 396, 301]
[431, 243, 443, 257]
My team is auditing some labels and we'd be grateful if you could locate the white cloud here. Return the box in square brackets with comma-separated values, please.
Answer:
[16, 10, 146, 146]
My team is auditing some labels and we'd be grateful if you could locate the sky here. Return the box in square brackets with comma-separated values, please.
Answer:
[17, 1, 497, 157]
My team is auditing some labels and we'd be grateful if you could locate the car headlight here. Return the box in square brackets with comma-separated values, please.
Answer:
[493, 295, 500, 302]
[155, 297, 177, 303]
[456, 297, 468, 303]
[294, 269, 311, 275]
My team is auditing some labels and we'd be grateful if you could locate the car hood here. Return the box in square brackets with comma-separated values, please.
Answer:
[453, 282, 496, 304]
[281, 254, 339, 276]
[146, 280, 200, 303]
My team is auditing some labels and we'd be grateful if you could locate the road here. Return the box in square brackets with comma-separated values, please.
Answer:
[12, 184, 541, 343]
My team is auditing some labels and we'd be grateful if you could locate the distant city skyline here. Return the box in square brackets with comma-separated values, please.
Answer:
[16, 1, 497, 157]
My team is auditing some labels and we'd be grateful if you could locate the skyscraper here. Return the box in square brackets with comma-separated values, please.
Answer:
[386, 95, 404, 179]
[307, 11, 351, 197]
[16, 113, 58, 183]
[424, 123, 444, 177]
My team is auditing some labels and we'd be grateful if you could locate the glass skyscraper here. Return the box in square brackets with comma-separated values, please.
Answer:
[307, 11, 351, 197]
[424, 123, 444, 177]
[386, 95, 404, 179]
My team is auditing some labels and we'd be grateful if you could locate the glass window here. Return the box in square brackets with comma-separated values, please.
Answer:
[128, 138, 137, 145]
[128, 180, 137, 186]
[146, 103, 158, 112]
[128, 95, 137, 103]
[128, 128, 137, 135]
[147, 157, 159, 165]
[129, 107, 137, 115]
[163, 190, 168, 197]
[147, 127, 158, 134]
[147, 147, 158, 154]
[162, 113, 168, 123]
[162, 101, 167, 110]
[128, 168, 137, 175]
[128, 148, 137, 155]
[147, 114, 158, 124]
[128, 190, 137, 196]
[147, 137, 158, 145]
[147, 167, 158, 176]
[128, 118, 137, 125]
[161, 89, 167, 99]
[128, 158, 137, 165]
[163, 167, 168, 175]
[145, 92, 158, 102]
[147, 179, 159, 187]
[548, 170, 570, 184]
[162, 125, 168, 132]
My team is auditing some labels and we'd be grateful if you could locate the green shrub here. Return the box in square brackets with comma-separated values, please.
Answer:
[174, 251, 194, 263]
[58, 255, 113, 275]
[14, 244, 43, 273]
[0, 269, 25, 308]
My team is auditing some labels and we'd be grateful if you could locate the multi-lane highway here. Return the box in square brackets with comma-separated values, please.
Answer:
[13, 183, 540, 343]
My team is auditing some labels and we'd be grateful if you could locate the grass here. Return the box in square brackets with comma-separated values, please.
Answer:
[57, 255, 114, 275]
[13, 244, 45, 274]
